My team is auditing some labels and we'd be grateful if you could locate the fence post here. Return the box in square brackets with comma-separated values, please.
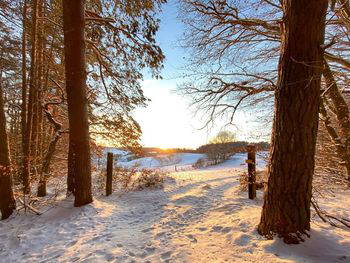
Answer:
[246, 144, 256, 199]
[106, 152, 113, 196]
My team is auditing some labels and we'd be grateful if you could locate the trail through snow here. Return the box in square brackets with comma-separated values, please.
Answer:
[1, 156, 350, 262]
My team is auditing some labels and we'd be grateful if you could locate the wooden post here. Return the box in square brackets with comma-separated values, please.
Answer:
[106, 152, 113, 196]
[246, 144, 256, 199]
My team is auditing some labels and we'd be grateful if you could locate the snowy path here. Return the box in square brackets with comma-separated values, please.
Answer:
[1, 162, 350, 262]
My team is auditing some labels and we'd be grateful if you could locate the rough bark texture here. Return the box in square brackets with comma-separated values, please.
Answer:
[22, 0, 38, 194]
[62, 0, 93, 206]
[21, 0, 27, 160]
[31, 0, 44, 180]
[258, 0, 328, 244]
[67, 142, 75, 196]
[247, 145, 256, 200]
[106, 152, 113, 196]
[0, 74, 16, 220]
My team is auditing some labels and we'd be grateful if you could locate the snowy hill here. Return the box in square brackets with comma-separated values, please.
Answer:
[116, 153, 207, 171]
[116, 151, 268, 171]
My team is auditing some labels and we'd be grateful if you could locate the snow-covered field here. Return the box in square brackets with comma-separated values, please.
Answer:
[1, 155, 350, 262]
[117, 153, 207, 171]
[116, 152, 267, 171]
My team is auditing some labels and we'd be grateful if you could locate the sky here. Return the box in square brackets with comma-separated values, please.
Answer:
[133, 2, 265, 149]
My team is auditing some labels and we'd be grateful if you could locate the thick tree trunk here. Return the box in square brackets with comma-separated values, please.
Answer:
[0, 73, 16, 220]
[258, 0, 328, 244]
[22, 0, 38, 194]
[62, 0, 93, 206]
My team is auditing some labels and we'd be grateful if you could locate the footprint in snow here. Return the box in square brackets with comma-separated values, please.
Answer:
[142, 227, 154, 233]
[67, 240, 78, 247]
[155, 231, 166, 239]
[88, 235, 101, 243]
[145, 246, 156, 254]
[128, 251, 136, 257]
[160, 251, 172, 260]
[211, 225, 232, 234]
[211, 226, 223, 232]
[186, 234, 197, 243]
[202, 184, 211, 190]
[221, 226, 232, 233]
[138, 246, 156, 259]
[232, 233, 251, 246]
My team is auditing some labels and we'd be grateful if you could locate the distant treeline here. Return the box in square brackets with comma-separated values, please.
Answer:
[195, 141, 270, 165]
[140, 147, 198, 156]
[196, 141, 270, 154]
[138, 141, 270, 157]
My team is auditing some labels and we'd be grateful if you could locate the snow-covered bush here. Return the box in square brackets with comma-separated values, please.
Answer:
[113, 166, 167, 191]
[131, 169, 165, 190]
[192, 157, 207, 168]
[239, 170, 267, 191]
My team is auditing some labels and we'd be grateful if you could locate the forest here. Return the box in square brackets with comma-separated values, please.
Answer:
[0, 0, 350, 262]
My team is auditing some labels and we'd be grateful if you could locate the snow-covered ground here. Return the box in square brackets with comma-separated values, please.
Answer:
[1, 156, 350, 262]
[116, 151, 268, 171]
[117, 153, 207, 171]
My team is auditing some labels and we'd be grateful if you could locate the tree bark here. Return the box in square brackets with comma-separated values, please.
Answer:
[62, 0, 93, 206]
[37, 131, 61, 197]
[322, 59, 350, 183]
[67, 142, 75, 196]
[258, 0, 328, 244]
[0, 73, 16, 220]
[31, 0, 44, 180]
[22, 0, 38, 194]
[37, 92, 63, 197]
[21, 0, 28, 162]
[319, 99, 350, 179]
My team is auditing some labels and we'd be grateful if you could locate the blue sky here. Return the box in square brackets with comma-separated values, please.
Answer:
[134, 1, 264, 149]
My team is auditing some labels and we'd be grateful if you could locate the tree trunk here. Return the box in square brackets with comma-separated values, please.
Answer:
[319, 99, 350, 180]
[322, 59, 350, 183]
[62, 0, 93, 206]
[21, 0, 28, 162]
[22, 0, 38, 194]
[37, 34, 57, 197]
[37, 132, 60, 197]
[0, 73, 16, 220]
[67, 142, 75, 195]
[37, 99, 63, 197]
[258, 0, 328, 244]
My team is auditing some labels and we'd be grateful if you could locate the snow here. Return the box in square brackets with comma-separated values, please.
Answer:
[117, 153, 207, 171]
[116, 151, 268, 172]
[201, 152, 268, 170]
[1, 155, 350, 262]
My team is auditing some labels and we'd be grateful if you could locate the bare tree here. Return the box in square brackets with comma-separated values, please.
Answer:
[178, 0, 350, 185]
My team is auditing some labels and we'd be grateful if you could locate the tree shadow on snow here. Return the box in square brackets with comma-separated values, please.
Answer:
[263, 228, 350, 263]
